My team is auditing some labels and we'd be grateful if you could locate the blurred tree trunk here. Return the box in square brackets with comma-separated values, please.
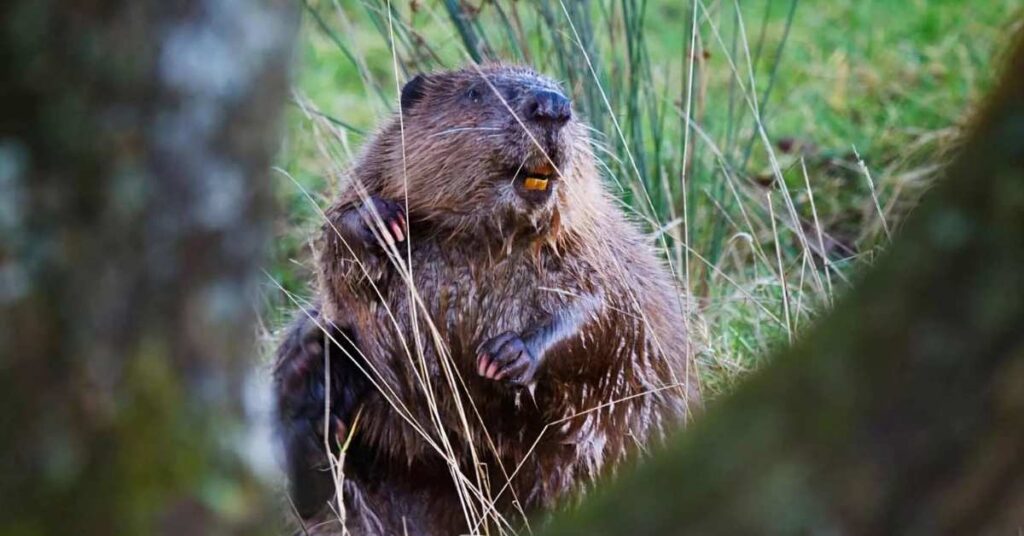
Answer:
[0, 1, 296, 534]
[544, 32, 1024, 536]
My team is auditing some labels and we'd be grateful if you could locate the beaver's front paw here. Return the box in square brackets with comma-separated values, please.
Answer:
[355, 195, 406, 250]
[476, 331, 539, 387]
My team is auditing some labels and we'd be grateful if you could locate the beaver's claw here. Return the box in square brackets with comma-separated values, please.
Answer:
[476, 331, 539, 387]
[357, 196, 407, 250]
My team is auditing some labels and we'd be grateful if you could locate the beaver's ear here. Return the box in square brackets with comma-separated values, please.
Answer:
[400, 74, 429, 111]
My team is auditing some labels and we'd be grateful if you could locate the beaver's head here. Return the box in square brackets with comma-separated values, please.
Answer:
[362, 64, 595, 239]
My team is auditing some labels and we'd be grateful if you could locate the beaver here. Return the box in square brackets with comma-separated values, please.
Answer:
[274, 64, 702, 535]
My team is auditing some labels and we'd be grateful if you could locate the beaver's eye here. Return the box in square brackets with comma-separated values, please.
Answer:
[466, 87, 482, 101]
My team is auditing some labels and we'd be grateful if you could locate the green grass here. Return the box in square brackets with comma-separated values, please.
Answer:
[268, 0, 1022, 395]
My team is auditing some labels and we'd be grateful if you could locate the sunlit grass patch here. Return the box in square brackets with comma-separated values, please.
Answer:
[277, 0, 1011, 386]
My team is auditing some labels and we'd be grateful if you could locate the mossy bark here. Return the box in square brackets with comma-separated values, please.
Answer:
[543, 32, 1024, 536]
[0, 1, 297, 533]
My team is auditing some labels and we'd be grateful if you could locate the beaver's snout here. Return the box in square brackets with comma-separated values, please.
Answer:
[524, 89, 571, 127]
[507, 89, 572, 207]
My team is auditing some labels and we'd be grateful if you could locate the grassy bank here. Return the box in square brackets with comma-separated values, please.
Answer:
[268, 0, 1021, 394]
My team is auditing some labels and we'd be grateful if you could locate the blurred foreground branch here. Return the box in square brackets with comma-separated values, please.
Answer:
[545, 31, 1024, 535]
[0, 1, 297, 533]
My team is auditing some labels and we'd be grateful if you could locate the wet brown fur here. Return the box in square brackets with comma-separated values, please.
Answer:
[290, 64, 701, 535]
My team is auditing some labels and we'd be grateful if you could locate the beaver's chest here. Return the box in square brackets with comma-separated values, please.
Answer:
[374, 239, 582, 362]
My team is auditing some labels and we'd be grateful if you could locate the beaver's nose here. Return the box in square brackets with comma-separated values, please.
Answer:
[525, 89, 572, 126]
